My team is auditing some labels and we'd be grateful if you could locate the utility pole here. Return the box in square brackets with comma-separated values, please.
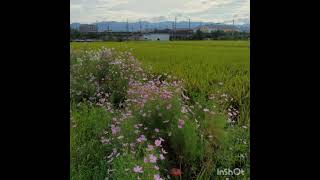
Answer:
[126, 19, 129, 40]
[189, 18, 191, 39]
[139, 20, 142, 33]
[96, 20, 98, 34]
[232, 19, 235, 37]
[126, 19, 129, 32]
[174, 16, 177, 40]
[171, 21, 174, 40]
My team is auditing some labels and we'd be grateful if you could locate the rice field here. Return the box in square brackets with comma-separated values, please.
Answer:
[70, 40, 250, 180]
[71, 41, 250, 123]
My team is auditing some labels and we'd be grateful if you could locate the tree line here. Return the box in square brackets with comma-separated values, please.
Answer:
[192, 29, 250, 40]
[70, 28, 250, 41]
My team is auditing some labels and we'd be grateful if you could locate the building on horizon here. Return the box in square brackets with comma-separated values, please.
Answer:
[171, 28, 193, 40]
[193, 24, 239, 33]
[79, 24, 98, 33]
[143, 33, 170, 41]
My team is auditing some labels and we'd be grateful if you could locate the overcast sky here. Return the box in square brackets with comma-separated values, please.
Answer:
[70, 0, 250, 24]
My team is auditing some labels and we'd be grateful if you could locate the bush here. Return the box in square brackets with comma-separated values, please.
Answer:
[70, 49, 135, 108]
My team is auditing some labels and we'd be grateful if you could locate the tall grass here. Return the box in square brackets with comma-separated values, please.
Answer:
[70, 103, 113, 180]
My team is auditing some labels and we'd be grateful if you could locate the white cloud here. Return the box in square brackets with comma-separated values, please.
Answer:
[70, 0, 250, 24]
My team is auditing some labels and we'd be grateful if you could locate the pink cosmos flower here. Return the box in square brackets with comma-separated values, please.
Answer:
[111, 126, 120, 135]
[133, 166, 143, 173]
[178, 119, 185, 128]
[155, 139, 162, 147]
[149, 154, 157, 163]
[160, 154, 165, 160]
[154, 174, 163, 180]
[155, 128, 160, 133]
[137, 135, 147, 143]
[147, 144, 154, 151]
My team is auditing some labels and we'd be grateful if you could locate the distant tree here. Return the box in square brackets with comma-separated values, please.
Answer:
[194, 29, 204, 40]
[70, 28, 82, 40]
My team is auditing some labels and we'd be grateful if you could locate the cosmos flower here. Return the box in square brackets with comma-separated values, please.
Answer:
[137, 135, 147, 143]
[147, 144, 154, 151]
[133, 166, 143, 173]
[155, 128, 160, 133]
[155, 139, 162, 147]
[111, 126, 121, 135]
[160, 154, 165, 160]
[178, 119, 185, 128]
[149, 154, 158, 163]
[154, 174, 163, 180]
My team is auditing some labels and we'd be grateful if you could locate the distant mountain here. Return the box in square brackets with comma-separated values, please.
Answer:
[70, 21, 250, 32]
[94, 21, 206, 32]
[236, 24, 250, 32]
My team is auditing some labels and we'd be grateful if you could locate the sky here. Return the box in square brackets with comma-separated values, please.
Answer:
[70, 0, 250, 24]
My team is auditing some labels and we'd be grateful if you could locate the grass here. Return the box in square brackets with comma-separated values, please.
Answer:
[70, 103, 113, 180]
[70, 40, 250, 179]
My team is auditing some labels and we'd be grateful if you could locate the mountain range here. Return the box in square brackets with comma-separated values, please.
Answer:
[70, 21, 250, 32]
